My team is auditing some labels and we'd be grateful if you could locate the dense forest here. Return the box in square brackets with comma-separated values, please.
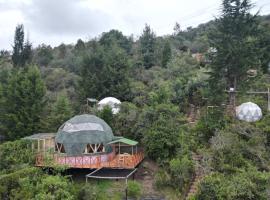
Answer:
[0, 0, 270, 199]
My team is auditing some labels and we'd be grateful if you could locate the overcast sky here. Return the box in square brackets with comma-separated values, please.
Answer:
[1, 0, 270, 50]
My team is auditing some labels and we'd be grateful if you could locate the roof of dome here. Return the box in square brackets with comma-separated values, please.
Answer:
[55, 114, 114, 155]
[98, 97, 121, 114]
[236, 102, 262, 122]
[98, 97, 121, 105]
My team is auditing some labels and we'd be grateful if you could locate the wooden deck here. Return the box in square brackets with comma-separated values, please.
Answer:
[36, 151, 144, 169]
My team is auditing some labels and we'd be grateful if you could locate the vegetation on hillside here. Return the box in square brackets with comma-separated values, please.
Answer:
[0, 0, 270, 199]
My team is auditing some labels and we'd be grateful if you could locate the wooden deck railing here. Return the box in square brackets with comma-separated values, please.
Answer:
[35, 151, 144, 169]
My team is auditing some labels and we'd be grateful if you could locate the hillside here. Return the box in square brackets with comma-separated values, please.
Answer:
[0, 2, 270, 199]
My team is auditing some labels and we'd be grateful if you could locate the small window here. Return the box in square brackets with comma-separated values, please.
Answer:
[83, 144, 105, 154]
[84, 144, 94, 154]
[97, 144, 104, 152]
[56, 143, 65, 153]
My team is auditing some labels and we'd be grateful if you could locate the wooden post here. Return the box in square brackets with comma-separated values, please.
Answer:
[31, 142, 34, 152]
[125, 178, 128, 200]
[37, 140, 40, 152]
[247, 88, 270, 111]
[119, 142, 120, 154]
[267, 88, 270, 111]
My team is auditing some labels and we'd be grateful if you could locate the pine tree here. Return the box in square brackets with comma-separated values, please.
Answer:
[208, 0, 260, 100]
[12, 24, 33, 67]
[48, 94, 73, 131]
[78, 44, 130, 102]
[12, 24, 24, 67]
[74, 39, 85, 52]
[22, 39, 33, 65]
[0, 66, 46, 140]
[35, 44, 53, 66]
[139, 24, 156, 69]
[161, 40, 172, 68]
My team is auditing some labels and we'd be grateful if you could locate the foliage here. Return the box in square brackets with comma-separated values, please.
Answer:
[139, 24, 156, 69]
[143, 113, 181, 163]
[0, 8, 270, 200]
[47, 94, 73, 132]
[99, 29, 132, 54]
[154, 169, 171, 188]
[78, 44, 130, 102]
[196, 168, 270, 200]
[161, 40, 172, 68]
[97, 105, 114, 129]
[34, 44, 53, 66]
[0, 65, 46, 140]
[113, 102, 140, 138]
[0, 167, 42, 199]
[77, 184, 99, 200]
[209, 122, 269, 173]
[208, 0, 261, 96]
[169, 155, 194, 190]
[0, 139, 35, 172]
[33, 175, 75, 200]
[194, 108, 226, 144]
[12, 24, 32, 67]
[127, 181, 142, 199]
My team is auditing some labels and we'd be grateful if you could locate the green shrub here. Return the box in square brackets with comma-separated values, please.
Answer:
[194, 108, 226, 144]
[0, 167, 42, 199]
[169, 155, 194, 190]
[127, 181, 142, 199]
[196, 168, 270, 200]
[154, 169, 171, 188]
[0, 139, 35, 172]
[77, 184, 100, 200]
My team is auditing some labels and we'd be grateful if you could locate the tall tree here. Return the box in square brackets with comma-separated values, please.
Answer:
[161, 40, 172, 68]
[78, 44, 130, 102]
[208, 0, 260, 102]
[0, 66, 46, 140]
[99, 30, 132, 54]
[12, 24, 24, 67]
[12, 24, 33, 67]
[34, 44, 53, 66]
[74, 39, 85, 52]
[22, 39, 33, 64]
[47, 94, 73, 132]
[139, 24, 156, 69]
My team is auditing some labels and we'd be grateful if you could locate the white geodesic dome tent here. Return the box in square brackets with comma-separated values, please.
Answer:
[236, 102, 262, 122]
[98, 97, 121, 114]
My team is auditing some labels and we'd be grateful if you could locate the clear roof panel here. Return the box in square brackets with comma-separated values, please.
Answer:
[62, 122, 104, 133]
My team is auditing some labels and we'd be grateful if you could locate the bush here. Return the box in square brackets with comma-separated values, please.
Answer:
[127, 181, 142, 199]
[196, 168, 270, 200]
[194, 108, 226, 144]
[154, 169, 171, 188]
[0, 139, 35, 172]
[169, 155, 195, 190]
[0, 167, 42, 199]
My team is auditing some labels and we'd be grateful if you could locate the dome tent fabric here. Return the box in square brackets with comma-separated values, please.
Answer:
[236, 102, 262, 122]
[55, 114, 114, 156]
[98, 97, 121, 114]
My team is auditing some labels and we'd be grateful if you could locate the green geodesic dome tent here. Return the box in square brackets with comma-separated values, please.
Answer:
[55, 114, 114, 155]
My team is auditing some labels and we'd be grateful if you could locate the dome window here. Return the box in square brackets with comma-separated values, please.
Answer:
[62, 122, 104, 132]
[56, 143, 65, 153]
[84, 143, 105, 154]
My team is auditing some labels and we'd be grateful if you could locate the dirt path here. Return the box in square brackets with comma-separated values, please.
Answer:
[135, 159, 164, 198]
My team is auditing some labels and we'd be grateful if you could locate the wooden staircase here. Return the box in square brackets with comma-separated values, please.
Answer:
[186, 153, 204, 200]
